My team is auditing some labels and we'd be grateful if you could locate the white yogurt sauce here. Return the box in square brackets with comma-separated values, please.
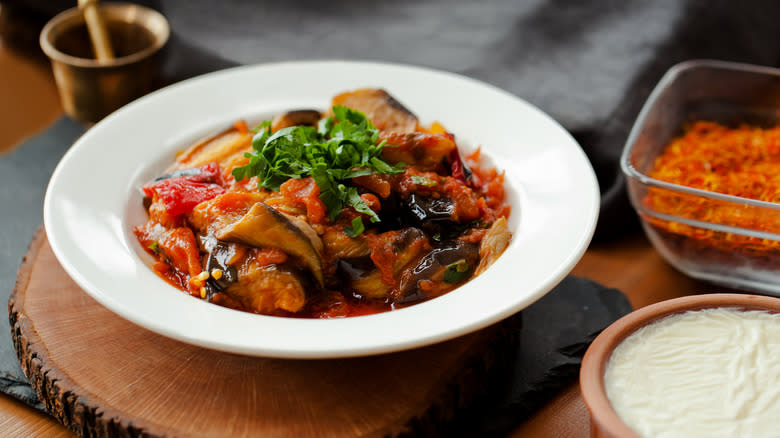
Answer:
[604, 308, 780, 438]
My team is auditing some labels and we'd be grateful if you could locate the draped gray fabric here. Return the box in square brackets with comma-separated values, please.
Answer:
[152, 0, 780, 240]
[12, 0, 780, 237]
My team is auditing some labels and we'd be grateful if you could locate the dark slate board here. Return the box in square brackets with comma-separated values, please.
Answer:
[1, 117, 86, 410]
[445, 276, 631, 437]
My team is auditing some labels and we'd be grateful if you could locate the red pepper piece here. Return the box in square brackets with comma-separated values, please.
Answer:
[449, 148, 473, 185]
[176, 161, 222, 184]
[143, 162, 226, 216]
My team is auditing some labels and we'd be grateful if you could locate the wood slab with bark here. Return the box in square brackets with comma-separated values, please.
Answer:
[10, 228, 512, 438]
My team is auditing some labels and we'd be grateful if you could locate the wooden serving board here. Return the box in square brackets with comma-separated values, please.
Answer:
[10, 228, 511, 438]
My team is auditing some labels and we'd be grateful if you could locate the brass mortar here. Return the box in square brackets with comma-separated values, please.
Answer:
[40, 3, 169, 123]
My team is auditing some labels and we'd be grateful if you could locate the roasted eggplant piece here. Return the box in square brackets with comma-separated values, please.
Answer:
[379, 131, 457, 171]
[199, 233, 312, 314]
[340, 268, 389, 300]
[338, 228, 430, 299]
[321, 228, 370, 259]
[405, 193, 456, 224]
[199, 235, 240, 296]
[337, 256, 376, 289]
[225, 263, 310, 314]
[332, 88, 418, 133]
[397, 240, 480, 303]
[216, 202, 325, 287]
[152, 167, 205, 182]
[271, 109, 322, 132]
[401, 193, 464, 237]
[475, 217, 511, 275]
[168, 125, 252, 172]
[187, 192, 269, 237]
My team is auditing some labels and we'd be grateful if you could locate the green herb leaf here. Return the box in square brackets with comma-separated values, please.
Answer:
[341, 168, 373, 179]
[346, 187, 380, 223]
[251, 120, 272, 134]
[312, 167, 344, 222]
[147, 241, 161, 254]
[444, 259, 471, 284]
[344, 217, 365, 237]
[316, 117, 333, 135]
[370, 157, 404, 175]
[232, 106, 404, 225]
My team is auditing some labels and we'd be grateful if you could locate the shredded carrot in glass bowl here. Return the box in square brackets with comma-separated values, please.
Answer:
[644, 121, 780, 259]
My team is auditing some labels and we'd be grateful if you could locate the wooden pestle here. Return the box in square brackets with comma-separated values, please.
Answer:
[77, 0, 115, 61]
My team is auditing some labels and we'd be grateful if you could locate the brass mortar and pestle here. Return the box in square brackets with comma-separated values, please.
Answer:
[40, 0, 169, 123]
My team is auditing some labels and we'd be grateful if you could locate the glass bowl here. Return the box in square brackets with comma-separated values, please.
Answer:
[621, 60, 780, 296]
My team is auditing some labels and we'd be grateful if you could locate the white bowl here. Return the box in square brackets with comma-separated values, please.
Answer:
[44, 61, 599, 358]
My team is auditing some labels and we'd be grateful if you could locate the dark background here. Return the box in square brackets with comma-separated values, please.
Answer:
[8, 0, 780, 241]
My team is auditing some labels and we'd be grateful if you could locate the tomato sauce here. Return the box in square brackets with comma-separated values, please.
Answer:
[134, 94, 512, 318]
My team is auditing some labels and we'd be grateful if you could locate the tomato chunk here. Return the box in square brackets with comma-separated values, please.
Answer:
[143, 162, 225, 216]
[280, 176, 327, 224]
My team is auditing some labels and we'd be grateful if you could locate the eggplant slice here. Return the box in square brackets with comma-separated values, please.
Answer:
[405, 194, 455, 223]
[167, 125, 252, 172]
[199, 233, 311, 314]
[397, 240, 480, 303]
[225, 264, 309, 314]
[200, 235, 240, 294]
[321, 228, 370, 259]
[216, 202, 325, 287]
[378, 131, 457, 171]
[271, 109, 322, 132]
[332, 89, 418, 133]
[338, 228, 430, 300]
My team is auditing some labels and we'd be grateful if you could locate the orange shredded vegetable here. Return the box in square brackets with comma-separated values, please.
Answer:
[644, 121, 780, 257]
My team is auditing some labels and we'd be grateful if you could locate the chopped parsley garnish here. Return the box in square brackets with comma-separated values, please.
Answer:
[444, 259, 471, 283]
[232, 106, 404, 234]
[344, 217, 366, 238]
[147, 241, 161, 254]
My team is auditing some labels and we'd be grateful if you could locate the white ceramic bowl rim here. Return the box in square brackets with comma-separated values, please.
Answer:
[44, 60, 599, 358]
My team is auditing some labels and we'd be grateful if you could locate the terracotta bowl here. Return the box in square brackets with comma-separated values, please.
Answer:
[579, 293, 780, 438]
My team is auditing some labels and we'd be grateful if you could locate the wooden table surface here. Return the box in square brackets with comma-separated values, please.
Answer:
[0, 27, 711, 438]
